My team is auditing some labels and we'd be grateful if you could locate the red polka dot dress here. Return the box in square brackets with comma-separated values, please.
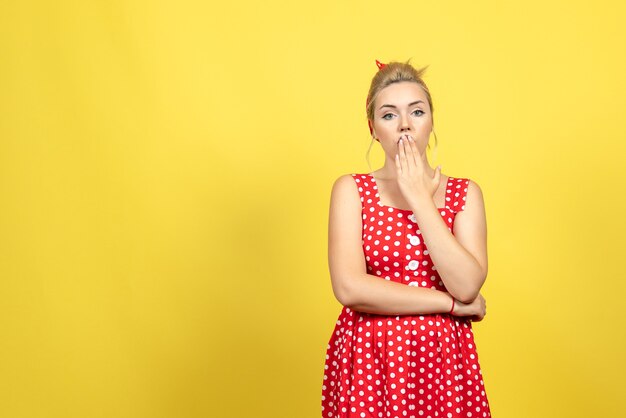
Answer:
[321, 173, 492, 418]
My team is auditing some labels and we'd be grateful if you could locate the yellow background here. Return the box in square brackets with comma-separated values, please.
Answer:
[1, 1, 625, 417]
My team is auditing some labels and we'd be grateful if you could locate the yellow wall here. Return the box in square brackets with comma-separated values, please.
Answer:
[1, 1, 625, 417]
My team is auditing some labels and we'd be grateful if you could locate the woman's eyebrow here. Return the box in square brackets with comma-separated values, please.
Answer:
[378, 100, 425, 110]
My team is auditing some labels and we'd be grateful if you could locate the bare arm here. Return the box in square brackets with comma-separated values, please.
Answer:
[328, 174, 455, 315]
[409, 180, 488, 303]
[338, 272, 455, 315]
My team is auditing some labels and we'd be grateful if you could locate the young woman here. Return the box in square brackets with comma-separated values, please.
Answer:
[321, 60, 492, 417]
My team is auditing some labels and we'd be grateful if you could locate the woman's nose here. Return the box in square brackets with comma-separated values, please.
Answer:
[399, 114, 411, 131]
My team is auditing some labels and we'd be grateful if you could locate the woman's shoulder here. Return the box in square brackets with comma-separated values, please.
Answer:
[329, 173, 365, 212]
[331, 172, 364, 193]
[445, 174, 480, 190]
[332, 172, 369, 185]
[444, 175, 484, 212]
[445, 173, 469, 182]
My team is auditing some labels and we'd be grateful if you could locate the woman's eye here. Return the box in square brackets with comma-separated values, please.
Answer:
[413, 109, 424, 116]
[382, 114, 394, 120]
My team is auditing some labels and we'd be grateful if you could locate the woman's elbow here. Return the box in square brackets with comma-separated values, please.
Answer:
[331, 277, 353, 307]
[458, 276, 486, 303]
[457, 291, 479, 304]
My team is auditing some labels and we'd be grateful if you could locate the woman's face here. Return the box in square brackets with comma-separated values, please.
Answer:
[371, 81, 433, 158]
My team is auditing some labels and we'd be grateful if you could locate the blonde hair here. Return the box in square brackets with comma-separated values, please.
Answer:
[365, 59, 438, 170]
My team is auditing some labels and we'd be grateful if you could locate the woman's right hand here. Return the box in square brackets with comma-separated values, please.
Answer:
[449, 292, 486, 322]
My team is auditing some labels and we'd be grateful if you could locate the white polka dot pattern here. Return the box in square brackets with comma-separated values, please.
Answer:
[321, 173, 490, 417]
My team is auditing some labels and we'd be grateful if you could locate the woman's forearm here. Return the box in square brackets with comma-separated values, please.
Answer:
[341, 272, 454, 315]
[409, 199, 484, 303]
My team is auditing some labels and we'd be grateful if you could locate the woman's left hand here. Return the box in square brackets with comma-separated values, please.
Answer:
[394, 134, 442, 207]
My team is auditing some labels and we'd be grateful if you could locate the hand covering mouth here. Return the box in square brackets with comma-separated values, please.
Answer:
[397, 134, 413, 144]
